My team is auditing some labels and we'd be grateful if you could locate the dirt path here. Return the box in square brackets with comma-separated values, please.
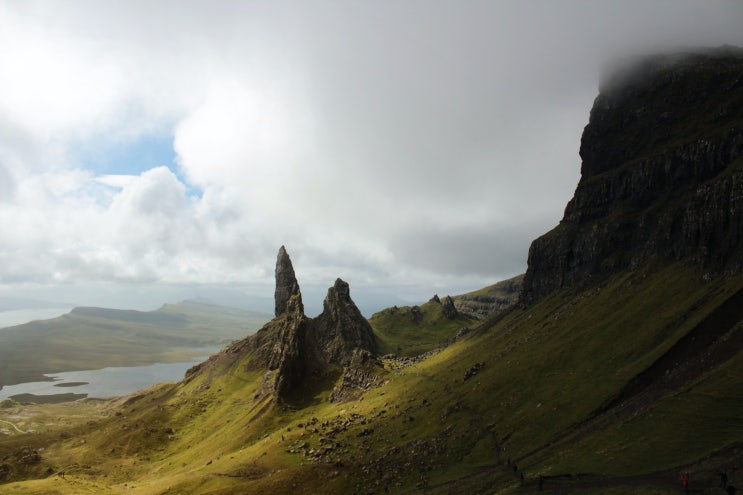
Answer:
[0, 418, 28, 433]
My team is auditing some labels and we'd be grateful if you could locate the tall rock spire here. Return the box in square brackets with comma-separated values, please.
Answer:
[274, 246, 303, 317]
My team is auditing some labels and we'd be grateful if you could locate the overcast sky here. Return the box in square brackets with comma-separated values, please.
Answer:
[1, 1, 742, 315]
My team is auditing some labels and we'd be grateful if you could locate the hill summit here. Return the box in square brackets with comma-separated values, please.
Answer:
[188, 246, 378, 400]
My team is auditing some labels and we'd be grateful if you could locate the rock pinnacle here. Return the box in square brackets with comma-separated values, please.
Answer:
[274, 246, 303, 317]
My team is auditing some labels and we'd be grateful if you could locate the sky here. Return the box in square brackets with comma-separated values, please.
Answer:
[1, 1, 742, 316]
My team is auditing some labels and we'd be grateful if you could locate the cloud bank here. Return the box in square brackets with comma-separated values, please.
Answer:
[1, 1, 742, 311]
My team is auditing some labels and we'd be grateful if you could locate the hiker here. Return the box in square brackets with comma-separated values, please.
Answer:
[681, 472, 689, 493]
[720, 472, 728, 488]
[538, 476, 544, 491]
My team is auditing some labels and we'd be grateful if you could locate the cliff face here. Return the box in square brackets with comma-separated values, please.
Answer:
[522, 48, 743, 304]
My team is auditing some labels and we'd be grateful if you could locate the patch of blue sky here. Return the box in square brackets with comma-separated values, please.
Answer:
[74, 132, 201, 197]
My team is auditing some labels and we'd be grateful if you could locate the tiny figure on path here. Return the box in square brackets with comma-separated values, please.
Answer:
[681, 472, 689, 493]
[419, 475, 429, 492]
[538, 476, 544, 491]
[720, 471, 728, 488]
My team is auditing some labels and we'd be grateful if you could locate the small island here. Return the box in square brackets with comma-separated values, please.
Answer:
[52, 382, 89, 388]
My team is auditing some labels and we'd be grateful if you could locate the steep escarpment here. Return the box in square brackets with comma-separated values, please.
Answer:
[522, 48, 743, 303]
[189, 247, 378, 400]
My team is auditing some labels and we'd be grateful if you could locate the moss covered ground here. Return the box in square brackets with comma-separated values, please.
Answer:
[1, 261, 741, 494]
[369, 300, 475, 356]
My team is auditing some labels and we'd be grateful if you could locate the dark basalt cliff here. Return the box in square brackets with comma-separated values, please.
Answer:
[522, 48, 743, 303]
[191, 247, 378, 400]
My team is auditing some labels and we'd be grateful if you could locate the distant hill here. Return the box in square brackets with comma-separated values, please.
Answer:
[369, 295, 476, 356]
[368, 276, 522, 356]
[452, 274, 523, 319]
[0, 300, 270, 387]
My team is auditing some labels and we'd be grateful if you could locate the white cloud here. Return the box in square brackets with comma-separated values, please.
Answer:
[0, 1, 742, 311]
[94, 174, 137, 189]
[174, 77, 313, 190]
[0, 5, 122, 140]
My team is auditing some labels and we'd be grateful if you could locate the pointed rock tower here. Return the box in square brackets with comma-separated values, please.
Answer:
[441, 295, 458, 319]
[274, 245, 303, 317]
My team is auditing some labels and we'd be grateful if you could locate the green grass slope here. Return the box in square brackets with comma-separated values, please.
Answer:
[369, 299, 475, 356]
[2, 261, 740, 494]
[0, 301, 270, 387]
[452, 274, 523, 319]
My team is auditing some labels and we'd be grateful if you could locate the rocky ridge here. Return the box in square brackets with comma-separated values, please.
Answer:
[452, 275, 523, 319]
[188, 247, 379, 401]
[522, 47, 743, 303]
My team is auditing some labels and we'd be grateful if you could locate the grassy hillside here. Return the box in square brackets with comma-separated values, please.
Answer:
[452, 274, 523, 319]
[1, 261, 741, 493]
[0, 301, 270, 387]
[369, 299, 475, 356]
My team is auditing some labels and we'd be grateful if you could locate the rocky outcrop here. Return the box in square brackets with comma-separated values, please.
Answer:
[0, 447, 43, 483]
[441, 296, 458, 319]
[328, 349, 387, 402]
[249, 315, 309, 398]
[313, 279, 378, 366]
[522, 48, 743, 304]
[201, 247, 379, 400]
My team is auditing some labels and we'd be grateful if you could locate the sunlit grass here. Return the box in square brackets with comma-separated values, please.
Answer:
[2, 262, 742, 494]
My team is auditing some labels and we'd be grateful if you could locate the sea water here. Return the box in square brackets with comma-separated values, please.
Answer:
[0, 354, 214, 401]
